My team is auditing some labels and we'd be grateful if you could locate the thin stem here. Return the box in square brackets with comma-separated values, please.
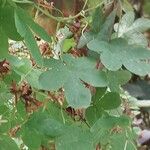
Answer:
[83, 0, 88, 10]
[12, 0, 33, 4]
[34, 1, 105, 22]
[13, 0, 105, 22]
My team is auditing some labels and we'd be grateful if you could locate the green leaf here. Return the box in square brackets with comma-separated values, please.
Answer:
[98, 10, 116, 41]
[77, 32, 95, 49]
[88, 0, 103, 8]
[25, 69, 42, 89]
[90, 116, 131, 147]
[39, 58, 68, 91]
[25, 111, 64, 138]
[130, 18, 150, 32]
[0, 27, 8, 58]
[114, 11, 150, 47]
[46, 102, 73, 124]
[0, 135, 19, 150]
[110, 132, 136, 150]
[0, 0, 7, 7]
[14, 11, 43, 65]
[0, 5, 22, 41]
[125, 31, 148, 47]
[10, 57, 32, 76]
[64, 76, 91, 108]
[21, 127, 42, 150]
[4, 71, 21, 85]
[85, 87, 107, 125]
[107, 70, 132, 92]
[88, 38, 150, 75]
[63, 38, 76, 52]
[90, 115, 135, 149]
[92, 87, 107, 103]
[15, 7, 51, 42]
[98, 92, 121, 110]
[114, 11, 135, 37]
[0, 81, 12, 105]
[121, 0, 134, 12]
[39, 54, 108, 108]
[16, 101, 26, 119]
[92, 7, 104, 33]
[55, 126, 95, 150]
[85, 106, 103, 126]
[91, 116, 130, 133]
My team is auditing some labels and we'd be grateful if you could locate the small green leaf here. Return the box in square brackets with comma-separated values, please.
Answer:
[4, 71, 21, 85]
[98, 92, 121, 110]
[10, 57, 32, 76]
[15, 7, 51, 42]
[85, 87, 107, 125]
[26, 69, 42, 89]
[21, 127, 42, 150]
[64, 76, 91, 108]
[122, 0, 134, 12]
[98, 10, 116, 41]
[114, 11, 150, 47]
[92, 87, 107, 103]
[92, 7, 104, 33]
[46, 102, 73, 124]
[25, 111, 64, 138]
[14, 11, 43, 65]
[0, 5, 22, 41]
[0, 135, 19, 150]
[107, 70, 132, 92]
[114, 11, 135, 37]
[131, 18, 150, 32]
[77, 32, 95, 49]
[56, 126, 95, 150]
[85, 106, 103, 126]
[0, 27, 8, 58]
[110, 131, 136, 150]
[63, 38, 76, 52]
[90, 116, 131, 147]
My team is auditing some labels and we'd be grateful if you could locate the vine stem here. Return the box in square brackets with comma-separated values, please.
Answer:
[12, 0, 105, 22]
[124, 140, 128, 150]
[12, 0, 33, 4]
[135, 100, 150, 108]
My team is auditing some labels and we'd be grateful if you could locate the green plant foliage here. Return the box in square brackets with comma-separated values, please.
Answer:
[0, 4, 22, 41]
[77, 9, 115, 48]
[0, 28, 8, 58]
[0, 0, 149, 149]
[55, 126, 95, 150]
[14, 12, 43, 65]
[88, 38, 150, 75]
[90, 116, 135, 149]
[39, 54, 108, 108]
[62, 38, 76, 52]
[114, 11, 150, 47]
[92, 7, 104, 33]
[98, 10, 116, 41]
[15, 7, 51, 42]
[0, 135, 19, 150]
[97, 92, 121, 110]
[107, 70, 132, 92]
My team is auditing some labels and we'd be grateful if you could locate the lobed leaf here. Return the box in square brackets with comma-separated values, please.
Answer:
[114, 11, 150, 47]
[88, 38, 150, 75]
[39, 54, 108, 108]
